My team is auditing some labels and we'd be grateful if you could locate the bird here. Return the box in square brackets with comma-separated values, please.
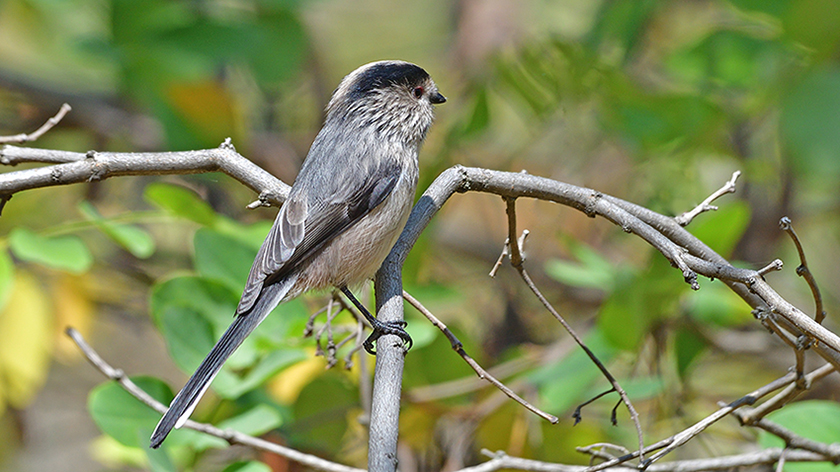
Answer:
[150, 60, 445, 448]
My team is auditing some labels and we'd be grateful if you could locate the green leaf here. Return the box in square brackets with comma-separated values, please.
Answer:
[216, 404, 281, 436]
[244, 12, 308, 84]
[758, 401, 840, 472]
[213, 348, 307, 399]
[545, 240, 616, 290]
[0, 251, 14, 311]
[149, 276, 242, 371]
[588, 375, 663, 400]
[674, 326, 707, 378]
[403, 323, 479, 389]
[782, 66, 840, 179]
[291, 372, 357, 453]
[728, 0, 790, 18]
[143, 431, 177, 472]
[144, 182, 218, 226]
[403, 315, 437, 351]
[189, 404, 283, 451]
[607, 92, 723, 150]
[597, 256, 684, 351]
[686, 200, 750, 258]
[586, 0, 658, 61]
[666, 31, 785, 89]
[78, 201, 155, 258]
[150, 276, 306, 399]
[529, 329, 617, 414]
[158, 305, 217, 375]
[686, 280, 751, 327]
[193, 228, 258, 291]
[221, 462, 272, 472]
[216, 220, 272, 251]
[782, 0, 840, 58]
[8, 227, 93, 273]
[150, 276, 239, 334]
[88, 376, 173, 448]
[458, 86, 490, 138]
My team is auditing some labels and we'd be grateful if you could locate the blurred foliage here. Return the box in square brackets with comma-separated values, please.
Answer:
[2, 0, 840, 471]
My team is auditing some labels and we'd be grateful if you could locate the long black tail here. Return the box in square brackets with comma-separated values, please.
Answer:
[149, 278, 294, 448]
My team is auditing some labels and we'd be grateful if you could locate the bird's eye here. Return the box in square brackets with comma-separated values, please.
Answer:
[413, 86, 424, 99]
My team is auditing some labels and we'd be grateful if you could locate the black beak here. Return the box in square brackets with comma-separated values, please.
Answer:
[430, 92, 446, 104]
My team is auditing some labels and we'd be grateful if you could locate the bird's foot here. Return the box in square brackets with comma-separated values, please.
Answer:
[363, 319, 412, 355]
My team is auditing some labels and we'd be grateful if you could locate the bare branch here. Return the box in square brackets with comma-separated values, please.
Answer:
[65, 327, 364, 472]
[735, 363, 836, 423]
[502, 197, 645, 460]
[780, 216, 827, 324]
[369, 262, 409, 472]
[756, 259, 784, 277]
[601, 195, 840, 368]
[679, 253, 840, 356]
[0, 140, 290, 210]
[402, 289, 559, 423]
[674, 170, 741, 226]
[452, 447, 832, 472]
[580, 366, 833, 471]
[0, 103, 72, 144]
[735, 416, 840, 461]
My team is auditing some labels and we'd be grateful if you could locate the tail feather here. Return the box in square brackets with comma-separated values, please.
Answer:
[149, 277, 295, 448]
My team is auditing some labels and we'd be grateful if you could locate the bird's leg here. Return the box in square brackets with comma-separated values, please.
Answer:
[340, 286, 412, 354]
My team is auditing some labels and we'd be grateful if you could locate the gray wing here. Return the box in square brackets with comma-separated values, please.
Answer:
[236, 150, 401, 315]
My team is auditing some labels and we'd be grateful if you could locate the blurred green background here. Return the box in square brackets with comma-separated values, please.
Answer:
[1, 0, 839, 471]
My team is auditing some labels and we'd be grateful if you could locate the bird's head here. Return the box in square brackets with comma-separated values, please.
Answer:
[327, 60, 446, 144]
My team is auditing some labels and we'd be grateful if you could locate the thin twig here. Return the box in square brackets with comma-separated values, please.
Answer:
[677, 252, 840, 355]
[65, 327, 364, 472]
[573, 388, 616, 426]
[735, 363, 836, 424]
[674, 171, 740, 226]
[489, 237, 509, 278]
[579, 368, 813, 471]
[578, 443, 630, 464]
[634, 371, 799, 468]
[779, 217, 827, 324]
[402, 290, 559, 423]
[756, 259, 784, 277]
[776, 449, 787, 472]
[732, 414, 840, 462]
[0, 103, 72, 144]
[501, 197, 646, 462]
[457, 447, 833, 472]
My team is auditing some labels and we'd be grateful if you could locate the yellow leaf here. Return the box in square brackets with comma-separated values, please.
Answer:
[51, 274, 95, 362]
[266, 353, 324, 404]
[89, 435, 147, 469]
[0, 366, 5, 417]
[0, 270, 54, 408]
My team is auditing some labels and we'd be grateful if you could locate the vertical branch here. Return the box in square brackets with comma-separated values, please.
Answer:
[368, 259, 408, 472]
[779, 217, 827, 324]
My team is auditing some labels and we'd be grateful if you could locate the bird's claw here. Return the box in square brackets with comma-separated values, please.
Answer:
[363, 320, 412, 355]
